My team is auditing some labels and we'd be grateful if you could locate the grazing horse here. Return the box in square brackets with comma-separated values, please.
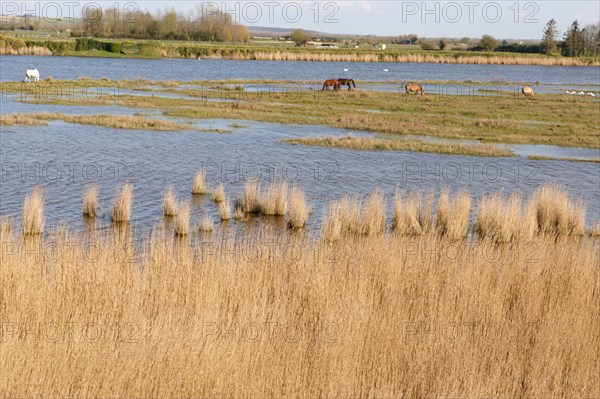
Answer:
[338, 78, 356, 91]
[405, 83, 425, 96]
[522, 85, 535, 97]
[322, 79, 340, 91]
[25, 69, 40, 83]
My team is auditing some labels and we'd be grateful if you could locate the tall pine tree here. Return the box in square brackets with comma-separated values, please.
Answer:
[562, 20, 584, 57]
[541, 19, 559, 55]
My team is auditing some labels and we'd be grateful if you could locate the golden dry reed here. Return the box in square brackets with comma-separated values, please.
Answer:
[82, 183, 99, 218]
[251, 51, 599, 66]
[174, 201, 191, 236]
[218, 195, 232, 221]
[22, 185, 45, 235]
[392, 190, 435, 236]
[163, 186, 179, 216]
[0, 220, 598, 398]
[287, 186, 310, 229]
[192, 170, 208, 195]
[110, 183, 133, 223]
[240, 180, 261, 214]
[260, 180, 288, 216]
[199, 216, 214, 232]
[212, 184, 226, 203]
[530, 185, 586, 236]
[436, 190, 472, 240]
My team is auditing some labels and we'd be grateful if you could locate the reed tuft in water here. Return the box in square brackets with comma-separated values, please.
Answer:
[22, 186, 45, 235]
[174, 201, 191, 236]
[110, 183, 133, 223]
[287, 186, 310, 229]
[82, 183, 99, 218]
[192, 170, 209, 195]
[163, 186, 179, 216]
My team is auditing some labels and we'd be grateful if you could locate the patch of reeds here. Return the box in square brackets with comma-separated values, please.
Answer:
[530, 185, 586, 236]
[212, 184, 226, 203]
[199, 216, 214, 232]
[218, 195, 232, 221]
[174, 201, 191, 236]
[259, 180, 288, 216]
[110, 183, 133, 223]
[287, 186, 310, 229]
[163, 186, 179, 216]
[192, 170, 209, 195]
[82, 183, 99, 218]
[283, 135, 515, 158]
[22, 186, 44, 235]
[436, 190, 472, 240]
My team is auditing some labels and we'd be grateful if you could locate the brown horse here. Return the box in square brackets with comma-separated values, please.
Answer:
[322, 79, 340, 91]
[405, 83, 425, 96]
[338, 78, 356, 91]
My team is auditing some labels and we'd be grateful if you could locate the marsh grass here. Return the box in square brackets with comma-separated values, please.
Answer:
[1, 112, 189, 131]
[436, 190, 472, 240]
[82, 183, 99, 218]
[260, 180, 288, 216]
[531, 185, 586, 236]
[287, 186, 310, 229]
[110, 183, 133, 223]
[198, 216, 214, 232]
[192, 170, 209, 195]
[22, 186, 45, 235]
[361, 190, 386, 236]
[1, 114, 49, 126]
[212, 184, 226, 203]
[163, 186, 179, 216]
[284, 136, 515, 157]
[6, 78, 599, 150]
[218, 195, 232, 221]
[1, 218, 598, 397]
[474, 191, 538, 242]
[240, 181, 261, 214]
[174, 201, 191, 236]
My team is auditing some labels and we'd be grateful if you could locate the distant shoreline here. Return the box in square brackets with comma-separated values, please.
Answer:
[2, 36, 599, 66]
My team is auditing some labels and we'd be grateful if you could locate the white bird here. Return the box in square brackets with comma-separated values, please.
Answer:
[579, 91, 585, 95]
[383, 69, 389, 72]
[590, 92, 595, 97]
[344, 68, 348, 72]
[565, 91, 570, 94]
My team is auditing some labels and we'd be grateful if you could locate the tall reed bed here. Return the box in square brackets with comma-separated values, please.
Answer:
[1, 221, 598, 398]
[22, 186, 45, 235]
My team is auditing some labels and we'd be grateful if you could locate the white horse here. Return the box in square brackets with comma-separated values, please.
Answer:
[522, 85, 534, 97]
[25, 69, 40, 83]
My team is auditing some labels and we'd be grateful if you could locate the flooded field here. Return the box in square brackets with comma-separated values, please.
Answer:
[1, 56, 599, 232]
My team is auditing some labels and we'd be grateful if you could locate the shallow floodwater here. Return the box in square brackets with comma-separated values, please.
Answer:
[2, 55, 600, 88]
[1, 107, 599, 231]
[1, 57, 599, 232]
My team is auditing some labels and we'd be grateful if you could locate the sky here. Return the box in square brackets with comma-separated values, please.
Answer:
[141, 1, 600, 39]
[4, 1, 599, 39]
